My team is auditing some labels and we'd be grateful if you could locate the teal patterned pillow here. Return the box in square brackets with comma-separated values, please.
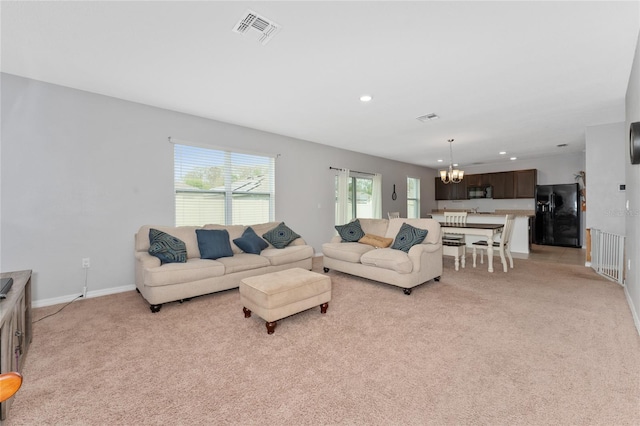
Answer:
[335, 219, 365, 242]
[262, 222, 301, 249]
[391, 222, 429, 252]
[148, 229, 187, 264]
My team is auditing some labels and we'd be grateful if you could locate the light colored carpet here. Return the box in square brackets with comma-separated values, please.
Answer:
[7, 256, 640, 425]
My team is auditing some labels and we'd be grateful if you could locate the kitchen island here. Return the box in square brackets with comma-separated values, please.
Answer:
[430, 211, 533, 254]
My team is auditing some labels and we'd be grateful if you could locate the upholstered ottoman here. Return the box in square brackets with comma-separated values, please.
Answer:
[240, 268, 332, 334]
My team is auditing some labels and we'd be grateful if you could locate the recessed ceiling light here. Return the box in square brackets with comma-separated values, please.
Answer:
[510, 157, 517, 160]
[360, 95, 373, 102]
[499, 151, 507, 155]
[437, 159, 443, 163]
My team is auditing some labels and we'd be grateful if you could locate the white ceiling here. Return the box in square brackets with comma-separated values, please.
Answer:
[2, 1, 639, 169]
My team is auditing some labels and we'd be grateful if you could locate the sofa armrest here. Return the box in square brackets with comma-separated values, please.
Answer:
[330, 235, 342, 243]
[289, 237, 307, 246]
[407, 242, 441, 272]
[135, 251, 161, 269]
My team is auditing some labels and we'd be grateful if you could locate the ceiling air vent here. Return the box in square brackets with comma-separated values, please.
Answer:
[416, 113, 439, 122]
[233, 10, 281, 45]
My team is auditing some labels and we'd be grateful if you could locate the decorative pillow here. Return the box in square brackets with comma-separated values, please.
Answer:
[233, 227, 269, 255]
[196, 229, 234, 260]
[359, 233, 394, 248]
[148, 228, 187, 265]
[262, 222, 301, 249]
[335, 219, 365, 242]
[391, 223, 429, 252]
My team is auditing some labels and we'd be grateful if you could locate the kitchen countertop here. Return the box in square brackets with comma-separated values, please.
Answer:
[431, 209, 535, 217]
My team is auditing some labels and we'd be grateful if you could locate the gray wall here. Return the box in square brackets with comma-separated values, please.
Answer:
[0, 74, 437, 305]
[625, 30, 640, 333]
[585, 122, 627, 236]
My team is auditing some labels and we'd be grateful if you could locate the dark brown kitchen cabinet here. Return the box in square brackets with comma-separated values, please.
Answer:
[490, 172, 514, 199]
[514, 169, 537, 198]
[435, 177, 467, 200]
[465, 174, 483, 187]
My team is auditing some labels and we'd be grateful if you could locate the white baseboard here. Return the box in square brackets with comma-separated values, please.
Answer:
[33, 284, 136, 308]
[624, 285, 640, 336]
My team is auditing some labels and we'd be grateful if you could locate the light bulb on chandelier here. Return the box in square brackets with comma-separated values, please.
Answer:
[440, 138, 464, 184]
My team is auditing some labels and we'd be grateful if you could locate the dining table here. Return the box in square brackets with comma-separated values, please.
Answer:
[439, 222, 505, 272]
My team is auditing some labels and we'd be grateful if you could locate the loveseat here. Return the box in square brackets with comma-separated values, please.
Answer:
[322, 218, 442, 294]
[134, 222, 313, 312]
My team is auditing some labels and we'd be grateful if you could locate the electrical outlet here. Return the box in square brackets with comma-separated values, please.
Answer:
[82, 258, 90, 268]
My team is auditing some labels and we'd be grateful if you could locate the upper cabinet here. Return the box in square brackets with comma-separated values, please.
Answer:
[435, 169, 537, 200]
[490, 171, 515, 199]
[514, 169, 537, 198]
[434, 177, 467, 200]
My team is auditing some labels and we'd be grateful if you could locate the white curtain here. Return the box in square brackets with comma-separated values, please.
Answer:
[336, 168, 350, 225]
[372, 173, 382, 218]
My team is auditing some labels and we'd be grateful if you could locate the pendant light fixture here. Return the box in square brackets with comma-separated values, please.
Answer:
[440, 138, 464, 184]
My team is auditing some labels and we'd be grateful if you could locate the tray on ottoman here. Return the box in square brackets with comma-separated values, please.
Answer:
[240, 268, 332, 334]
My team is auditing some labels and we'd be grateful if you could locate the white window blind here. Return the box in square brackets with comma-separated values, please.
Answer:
[174, 143, 275, 226]
[407, 177, 420, 218]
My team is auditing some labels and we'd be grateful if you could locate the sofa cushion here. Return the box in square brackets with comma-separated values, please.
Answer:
[262, 222, 301, 249]
[385, 218, 441, 245]
[137, 225, 201, 259]
[144, 258, 225, 287]
[391, 222, 428, 252]
[196, 229, 234, 260]
[335, 219, 365, 242]
[358, 219, 390, 238]
[360, 248, 413, 274]
[148, 228, 187, 265]
[216, 253, 270, 274]
[203, 224, 247, 254]
[233, 227, 269, 254]
[261, 245, 315, 266]
[359, 234, 394, 248]
[322, 242, 375, 263]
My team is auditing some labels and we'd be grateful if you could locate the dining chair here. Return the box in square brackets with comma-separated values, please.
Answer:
[388, 212, 400, 219]
[443, 211, 467, 244]
[472, 214, 516, 272]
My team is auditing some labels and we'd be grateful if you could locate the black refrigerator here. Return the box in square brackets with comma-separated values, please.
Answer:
[535, 183, 581, 247]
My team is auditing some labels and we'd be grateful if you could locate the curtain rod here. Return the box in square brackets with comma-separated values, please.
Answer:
[329, 166, 375, 176]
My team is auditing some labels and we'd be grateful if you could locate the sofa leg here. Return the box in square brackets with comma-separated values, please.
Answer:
[266, 321, 277, 334]
[403, 288, 412, 295]
[434, 276, 441, 282]
[243, 307, 252, 318]
[323, 267, 330, 273]
[178, 298, 192, 303]
[320, 302, 329, 314]
[150, 304, 162, 313]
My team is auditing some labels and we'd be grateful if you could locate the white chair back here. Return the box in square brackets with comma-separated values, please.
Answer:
[444, 211, 468, 225]
[500, 214, 516, 249]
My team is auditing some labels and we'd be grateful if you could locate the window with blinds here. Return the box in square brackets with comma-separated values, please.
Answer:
[407, 177, 420, 218]
[174, 143, 275, 226]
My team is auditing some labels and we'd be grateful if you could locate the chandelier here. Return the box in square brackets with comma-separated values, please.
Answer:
[440, 138, 464, 184]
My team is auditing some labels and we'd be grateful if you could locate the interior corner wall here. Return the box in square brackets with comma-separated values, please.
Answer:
[0, 74, 437, 305]
[585, 122, 626, 236]
[625, 30, 640, 334]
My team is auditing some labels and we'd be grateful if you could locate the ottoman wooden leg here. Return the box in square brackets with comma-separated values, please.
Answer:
[266, 321, 277, 334]
[243, 307, 252, 318]
[320, 302, 329, 314]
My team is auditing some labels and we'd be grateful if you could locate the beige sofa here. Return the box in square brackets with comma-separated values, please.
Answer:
[134, 222, 313, 312]
[322, 218, 442, 295]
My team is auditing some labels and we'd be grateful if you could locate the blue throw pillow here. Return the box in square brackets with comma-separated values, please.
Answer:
[233, 227, 269, 254]
[148, 229, 187, 265]
[335, 219, 365, 242]
[391, 222, 429, 252]
[196, 229, 234, 260]
[262, 222, 301, 249]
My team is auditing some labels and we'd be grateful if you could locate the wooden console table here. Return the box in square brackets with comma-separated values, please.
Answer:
[0, 270, 32, 421]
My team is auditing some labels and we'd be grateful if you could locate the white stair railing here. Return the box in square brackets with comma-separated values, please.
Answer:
[590, 228, 625, 285]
